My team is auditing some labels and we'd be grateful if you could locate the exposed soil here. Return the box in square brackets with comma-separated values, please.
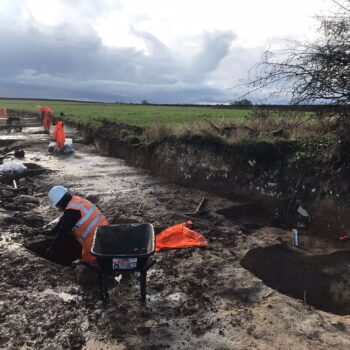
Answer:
[25, 237, 82, 266]
[241, 244, 350, 315]
[2, 111, 350, 349]
[69, 118, 350, 239]
[216, 201, 272, 229]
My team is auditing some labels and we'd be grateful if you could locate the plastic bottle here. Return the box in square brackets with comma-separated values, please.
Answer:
[292, 229, 299, 247]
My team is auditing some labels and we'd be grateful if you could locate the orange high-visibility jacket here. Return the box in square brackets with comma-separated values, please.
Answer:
[53, 121, 65, 150]
[43, 111, 52, 132]
[66, 196, 109, 263]
[0, 108, 7, 117]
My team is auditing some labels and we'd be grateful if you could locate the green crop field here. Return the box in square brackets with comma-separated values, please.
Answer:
[0, 99, 249, 127]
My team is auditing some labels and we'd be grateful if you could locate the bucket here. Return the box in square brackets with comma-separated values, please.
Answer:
[65, 138, 73, 146]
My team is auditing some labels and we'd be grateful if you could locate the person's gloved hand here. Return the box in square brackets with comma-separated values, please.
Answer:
[43, 217, 60, 230]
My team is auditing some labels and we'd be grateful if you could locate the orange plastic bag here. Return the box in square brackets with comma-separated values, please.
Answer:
[53, 121, 65, 150]
[156, 221, 208, 252]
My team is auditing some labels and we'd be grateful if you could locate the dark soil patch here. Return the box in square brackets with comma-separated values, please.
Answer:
[0, 139, 22, 147]
[217, 201, 271, 226]
[23, 163, 49, 176]
[0, 126, 22, 133]
[25, 236, 81, 266]
[241, 244, 350, 315]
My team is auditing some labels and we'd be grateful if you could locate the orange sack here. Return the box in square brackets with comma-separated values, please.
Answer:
[53, 121, 65, 151]
[156, 221, 208, 252]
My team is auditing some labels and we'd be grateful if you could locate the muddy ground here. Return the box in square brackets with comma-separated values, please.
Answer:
[1, 114, 350, 349]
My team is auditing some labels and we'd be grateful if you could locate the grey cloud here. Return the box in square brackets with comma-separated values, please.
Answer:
[191, 31, 237, 74]
[0, 3, 247, 103]
[0, 72, 229, 104]
[130, 27, 172, 58]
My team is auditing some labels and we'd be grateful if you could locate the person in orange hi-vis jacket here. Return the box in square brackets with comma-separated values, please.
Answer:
[53, 120, 66, 151]
[37, 106, 44, 123]
[46, 185, 109, 264]
[0, 107, 7, 117]
[42, 106, 52, 133]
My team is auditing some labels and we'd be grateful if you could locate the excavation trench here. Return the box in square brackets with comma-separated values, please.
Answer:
[216, 201, 272, 229]
[25, 236, 81, 266]
[241, 244, 350, 315]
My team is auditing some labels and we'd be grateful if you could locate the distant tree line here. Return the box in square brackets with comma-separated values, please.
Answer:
[229, 99, 253, 107]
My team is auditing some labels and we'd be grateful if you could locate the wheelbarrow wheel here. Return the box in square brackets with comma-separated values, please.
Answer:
[140, 271, 147, 301]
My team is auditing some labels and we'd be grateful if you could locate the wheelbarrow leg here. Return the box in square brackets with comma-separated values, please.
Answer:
[140, 258, 156, 301]
[140, 270, 147, 301]
[98, 271, 109, 302]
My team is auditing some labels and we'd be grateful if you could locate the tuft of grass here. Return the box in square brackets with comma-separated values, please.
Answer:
[142, 122, 173, 144]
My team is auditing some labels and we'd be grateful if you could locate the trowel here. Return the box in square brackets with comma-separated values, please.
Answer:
[43, 216, 60, 230]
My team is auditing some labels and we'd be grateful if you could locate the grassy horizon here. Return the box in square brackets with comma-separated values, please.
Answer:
[0, 99, 249, 127]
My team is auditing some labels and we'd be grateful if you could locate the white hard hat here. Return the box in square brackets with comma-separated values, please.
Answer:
[48, 186, 68, 206]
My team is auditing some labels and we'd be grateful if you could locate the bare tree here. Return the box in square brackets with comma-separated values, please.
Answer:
[247, 0, 350, 106]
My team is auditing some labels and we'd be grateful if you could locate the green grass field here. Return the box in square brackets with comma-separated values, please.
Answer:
[0, 99, 249, 127]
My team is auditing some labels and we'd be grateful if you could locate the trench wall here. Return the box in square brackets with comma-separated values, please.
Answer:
[72, 121, 350, 237]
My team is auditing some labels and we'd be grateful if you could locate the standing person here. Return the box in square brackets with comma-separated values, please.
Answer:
[53, 120, 66, 152]
[0, 107, 7, 117]
[37, 106, 45, 123]
[46, 186, 109, 263]
[43, 106, 52, 133]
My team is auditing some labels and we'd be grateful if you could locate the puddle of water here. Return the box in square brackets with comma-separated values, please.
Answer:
[43, 288, 81, 302]
[22, 127, 45, 133]
[26, 148, 158, 202]
[166, 292, 187, 302]
[147, 292, 166, 303]
[84, 340, 126, 350]
[0, 134, 27, 141]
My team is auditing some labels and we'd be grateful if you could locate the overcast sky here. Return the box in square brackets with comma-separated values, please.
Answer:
[0, 0, 334, 103]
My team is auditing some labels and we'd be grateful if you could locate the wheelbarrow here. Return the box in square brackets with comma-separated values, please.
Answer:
[90, 223, 156, 302]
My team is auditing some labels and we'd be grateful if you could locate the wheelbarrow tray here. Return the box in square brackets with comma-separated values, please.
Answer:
[90, 223, 156, 301]
[91, 223, 155, 272]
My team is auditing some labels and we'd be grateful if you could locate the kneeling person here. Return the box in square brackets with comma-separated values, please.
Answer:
[47, 185, 109, 264]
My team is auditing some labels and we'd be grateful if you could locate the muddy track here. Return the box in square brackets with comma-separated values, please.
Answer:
[1, 113, 350, 349]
